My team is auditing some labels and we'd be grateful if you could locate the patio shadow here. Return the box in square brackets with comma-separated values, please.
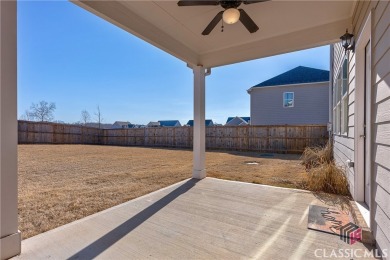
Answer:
[67, 178, 200, 260]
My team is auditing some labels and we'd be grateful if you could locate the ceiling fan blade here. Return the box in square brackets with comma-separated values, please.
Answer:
[177, 0, 219, 6]
[239, 9, 259, 33]
[243, 0, 270, 4]
[202, 11, 223, 35]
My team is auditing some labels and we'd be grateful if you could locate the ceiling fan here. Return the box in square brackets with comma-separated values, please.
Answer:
[177, 0, 269, 35]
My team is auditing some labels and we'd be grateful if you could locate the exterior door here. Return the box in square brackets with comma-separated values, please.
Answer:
[364, 40, 371, 208]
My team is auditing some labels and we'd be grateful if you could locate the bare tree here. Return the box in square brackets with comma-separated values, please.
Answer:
[20, 110, 33, 121]
[30, 101, 56, 122]
[94, 105, 103, 129]
[81, 109, 91, 125]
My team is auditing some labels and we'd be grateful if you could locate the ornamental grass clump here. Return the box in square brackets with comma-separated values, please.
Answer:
[301, 141, 350, 196]
[301, 141, 333, 169]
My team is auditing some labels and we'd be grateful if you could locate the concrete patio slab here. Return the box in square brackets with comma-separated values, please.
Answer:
[16, 178, 376, 259]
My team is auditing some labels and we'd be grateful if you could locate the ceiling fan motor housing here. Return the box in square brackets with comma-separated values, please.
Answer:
[220, 1, 242, 9]
[177, 0, 262, 35]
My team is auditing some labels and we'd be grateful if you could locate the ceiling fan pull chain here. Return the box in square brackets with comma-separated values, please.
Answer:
[221, 19, 224, 32]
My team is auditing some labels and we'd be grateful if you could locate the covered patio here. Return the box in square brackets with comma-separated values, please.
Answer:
[1, 0, 361, 259]
[17, 178, 375, 259]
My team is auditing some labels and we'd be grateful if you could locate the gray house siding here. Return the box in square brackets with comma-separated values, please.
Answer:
[332, 42, 356, 196]
[250, 82, 329, 125]
[332, 1, 390, 257]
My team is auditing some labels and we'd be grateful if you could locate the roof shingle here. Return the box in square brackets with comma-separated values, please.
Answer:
[253, 66, 329, 88]
[226, 117, 250, 124]
[158, 120, 181, 127]
[186, 120, 213, 126]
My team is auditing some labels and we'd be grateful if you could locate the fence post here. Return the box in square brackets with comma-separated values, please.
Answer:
[285, 125, 288, 153]
[143, 127, 146, 146]
[188, 126, 191, 148]
[246, 125, 250, 150]
[266, 126, 270, 152]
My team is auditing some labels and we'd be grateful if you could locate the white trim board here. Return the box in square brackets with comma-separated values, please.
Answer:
[353, 9, 372, 227]
[247, 81, 329, 93]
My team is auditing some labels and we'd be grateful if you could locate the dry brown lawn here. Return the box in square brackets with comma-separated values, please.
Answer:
[18, 145, 307, 239]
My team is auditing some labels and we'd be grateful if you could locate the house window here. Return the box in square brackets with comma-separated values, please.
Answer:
[333, 57, 349, 135]
[283, 92, 294, 108]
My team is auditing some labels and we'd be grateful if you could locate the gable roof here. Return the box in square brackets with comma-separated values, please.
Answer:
[186, 120, 214, 127]
[226, 117, 250, 124]
[158, 120, 181, 127]
[253, 66, 329, 88]
[226, 117, 249, 126]
[147, 121, 160, 127]
[113, 121, 130, 126]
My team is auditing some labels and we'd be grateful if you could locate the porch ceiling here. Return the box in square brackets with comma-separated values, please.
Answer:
[73, 0, 355, 68]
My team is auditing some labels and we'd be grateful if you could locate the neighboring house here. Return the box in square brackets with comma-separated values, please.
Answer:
[130, 124, 145, 128]
[186, 119, 214, 127]
[226, 117, 250, 125]
[147, 120, 181, 127]
[247, 66, 329, 125]
[225, 116, 250, 126]
[158, 120, 181, 127]
[112, 121, 131, 129]
[147, 121, 160, 127]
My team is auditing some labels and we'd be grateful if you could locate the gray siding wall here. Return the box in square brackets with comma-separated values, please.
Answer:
[250, 82, 329, 125]
[333, 1, 390, 257]
[332, 42, 356, 196]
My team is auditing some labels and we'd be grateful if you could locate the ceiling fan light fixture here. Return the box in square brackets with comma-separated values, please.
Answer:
[222, 8, 240, 24]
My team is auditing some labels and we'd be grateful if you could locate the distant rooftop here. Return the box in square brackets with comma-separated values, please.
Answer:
[186, 120, 214, 127]
[253, 66, 329, 88]
[226, 117, 250, 124]
[113, 121, 130, 125]
[158, 120, 181, 127]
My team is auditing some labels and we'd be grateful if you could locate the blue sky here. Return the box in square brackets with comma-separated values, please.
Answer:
[18, 1, 330, 125]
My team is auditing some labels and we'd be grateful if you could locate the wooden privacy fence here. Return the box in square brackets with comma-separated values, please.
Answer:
[18, 121, 101, 144]
[101, 127, 193, 148]
[102, 125, 328, 153]
[18, 121, 328, 153]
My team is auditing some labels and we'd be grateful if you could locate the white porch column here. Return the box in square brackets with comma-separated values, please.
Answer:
[192, 66, 208, 179]
[0, 1, 21, 259]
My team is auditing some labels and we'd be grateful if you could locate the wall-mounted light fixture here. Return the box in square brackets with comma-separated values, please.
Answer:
[340, 29, 355, 53]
